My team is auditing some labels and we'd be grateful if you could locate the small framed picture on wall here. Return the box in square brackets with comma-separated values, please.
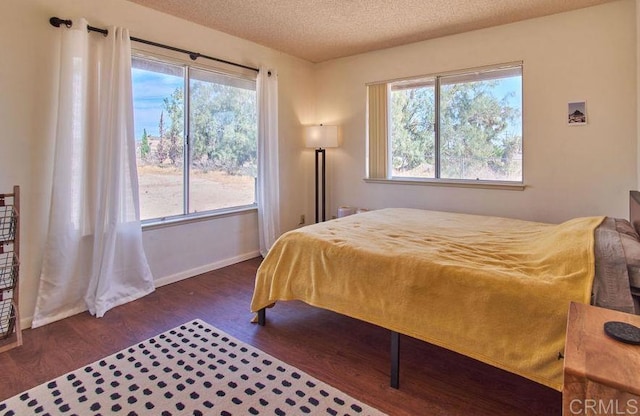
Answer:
[568, 101, 587, 125]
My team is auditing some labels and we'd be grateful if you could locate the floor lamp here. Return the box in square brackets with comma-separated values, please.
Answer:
[304, 125, 338, 223]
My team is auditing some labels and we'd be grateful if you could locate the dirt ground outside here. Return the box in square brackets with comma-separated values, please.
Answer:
[137, 165, 255, 220]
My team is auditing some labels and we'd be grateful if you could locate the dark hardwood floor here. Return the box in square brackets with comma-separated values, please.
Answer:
[0, 257, 561, 415]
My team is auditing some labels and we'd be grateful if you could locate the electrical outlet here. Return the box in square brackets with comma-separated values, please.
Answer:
[299, 214, 305, 225]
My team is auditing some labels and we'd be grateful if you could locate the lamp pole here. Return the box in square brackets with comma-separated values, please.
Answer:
[315, 147, 326, 223]
[304, 125, 338, 223]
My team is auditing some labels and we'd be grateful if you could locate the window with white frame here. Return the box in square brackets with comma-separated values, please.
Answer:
[132, 55, 257, 221]
[367, 63, 522, 184]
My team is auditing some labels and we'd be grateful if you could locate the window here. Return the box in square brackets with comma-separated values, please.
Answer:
[368, 63, 522, 184]
[132, 55, 257, 222]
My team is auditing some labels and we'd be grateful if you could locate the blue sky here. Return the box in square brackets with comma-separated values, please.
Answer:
[131, 68, 182, 140]
[495, 76, 523, 135]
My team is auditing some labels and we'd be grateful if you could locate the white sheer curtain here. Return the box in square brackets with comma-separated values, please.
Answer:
[256, 68, 280, 256]
[32, 19, 154, 328]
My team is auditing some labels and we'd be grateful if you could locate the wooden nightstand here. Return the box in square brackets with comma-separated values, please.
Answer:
[563, 302, 640, 416]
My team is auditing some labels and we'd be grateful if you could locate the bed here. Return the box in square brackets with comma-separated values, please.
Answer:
[251, 192, 640, 391]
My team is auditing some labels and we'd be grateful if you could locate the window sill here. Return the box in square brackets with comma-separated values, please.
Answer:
[142, 204, 258, 231]
[363, 177, 525, 191]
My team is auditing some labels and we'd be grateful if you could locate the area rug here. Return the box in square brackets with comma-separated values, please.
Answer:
[0, 319, 385, 415]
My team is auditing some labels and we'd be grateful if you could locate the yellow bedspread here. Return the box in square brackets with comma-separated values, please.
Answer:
[251, 208, 604, 390]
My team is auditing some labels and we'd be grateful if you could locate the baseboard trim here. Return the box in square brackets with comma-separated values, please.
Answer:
[19, 251, 261, 330]
[153, 250, 261, 288]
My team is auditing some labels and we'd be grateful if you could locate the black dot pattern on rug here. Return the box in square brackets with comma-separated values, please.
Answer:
[0, 320, 385, 415]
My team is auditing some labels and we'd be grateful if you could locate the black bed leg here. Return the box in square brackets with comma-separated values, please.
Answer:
[257, 308, 266, 326]
[391, 331, 400, 389]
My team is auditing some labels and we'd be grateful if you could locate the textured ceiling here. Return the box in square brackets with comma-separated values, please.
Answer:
[126, 0, 616, 63]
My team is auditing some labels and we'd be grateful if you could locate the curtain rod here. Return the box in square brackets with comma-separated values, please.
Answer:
[49, 17, 260, 73]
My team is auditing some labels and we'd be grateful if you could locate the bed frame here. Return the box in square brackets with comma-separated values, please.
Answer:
[257, 191, 640, 389]
[259, 292, 421, 387]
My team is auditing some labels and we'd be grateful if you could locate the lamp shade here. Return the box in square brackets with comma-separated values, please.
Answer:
[304, 125, 338, 149]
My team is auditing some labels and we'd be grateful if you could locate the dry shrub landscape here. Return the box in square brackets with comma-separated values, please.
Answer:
[137, 165, 255, 220]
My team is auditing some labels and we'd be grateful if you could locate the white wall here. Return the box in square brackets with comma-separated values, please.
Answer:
[315, 0, 637, 223]
[0, 0, 316, 326]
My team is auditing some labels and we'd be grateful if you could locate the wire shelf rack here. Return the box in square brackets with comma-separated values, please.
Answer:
[0, 251, 18, 291]
[0, 205, 16, 243]
[0, 186, 21, 352]
[0, 298, 16, 340]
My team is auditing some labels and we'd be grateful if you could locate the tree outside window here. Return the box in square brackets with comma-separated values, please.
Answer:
[387, 64, 522, 183]
[132, 56, 257, 221]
